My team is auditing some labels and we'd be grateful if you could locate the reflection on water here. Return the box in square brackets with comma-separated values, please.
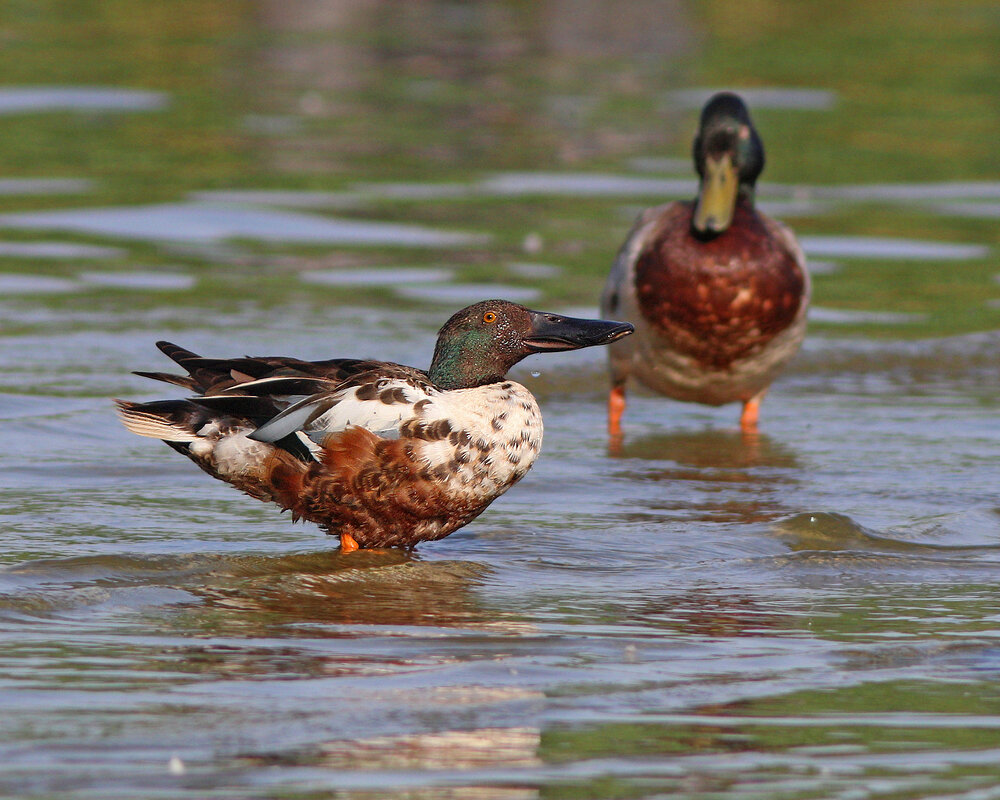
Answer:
[189, 189, 360, 209]
[809, 306, 927, 325]
[397, 283, 541, 304]
[195, 554, 501, 630]
[479, 172, 694, 196]
[0, 548, 504, 630]
[668, 87, 838, 110]
[505, 262, 563, 280]
[814, 181, 1000, 201]
[799, 235, 989, 260]
[0, 273, 79, 293]
[299, 266, 454, 287]
[611, 430, 798, 527]
[0, 178, 93, 196]
[616, 429, 799, 471]
[0, 202, 484, 246]
[626, 589, 797, 637]
[78, 270, 195, 290]
[936, 200, 1000, 218]
[0, 241, 124, 259]
[0, 269, 193, 295]
[0, 86, 168, 114]
[628, 155, 691, 173]
[805, 260, 840, 276]
[317, 726, 541, 771]
[756, 198, 831, 217]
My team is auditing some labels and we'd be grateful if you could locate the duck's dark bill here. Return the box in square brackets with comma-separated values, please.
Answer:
[523, 311, 634, 352]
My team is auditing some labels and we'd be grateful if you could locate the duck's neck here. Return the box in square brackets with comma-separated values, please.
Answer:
[429, 338, 510, 390]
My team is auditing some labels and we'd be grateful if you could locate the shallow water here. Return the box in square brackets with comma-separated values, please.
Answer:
[0, 86, 168, 114]
[0, 202, 483, 247]
[1, 2, 999, 799]
[668, 87, 839, 110]
[3, 303, 999, 799]
[0, 242, 124, 260]
[798, 235, 989, 261]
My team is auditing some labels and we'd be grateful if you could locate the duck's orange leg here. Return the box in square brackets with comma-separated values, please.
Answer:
[740, 392, 765, 433]
[608, 384, 626, 438]
[340, 532, 360, 553]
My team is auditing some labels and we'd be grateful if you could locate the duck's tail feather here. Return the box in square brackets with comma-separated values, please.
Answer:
[155, 340, 202, 366]
[115, 398, 316, 464]
[114, 399, 208, 441]
[128, 342, 206, 391]
[132, 370, 200, 391]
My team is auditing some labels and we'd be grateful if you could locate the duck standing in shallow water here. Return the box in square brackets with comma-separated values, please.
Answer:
[601, 92, 809, 435]
[117, 301, 633, 551]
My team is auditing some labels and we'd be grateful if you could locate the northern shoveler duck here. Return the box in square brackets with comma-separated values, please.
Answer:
[601, 92, 810, 435]
[116, 300, 633, 551]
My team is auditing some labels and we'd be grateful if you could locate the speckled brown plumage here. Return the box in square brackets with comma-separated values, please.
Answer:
[117, 368, 541, 549]
[634, 199, 806, 370]
[263, 425, 506, 548]
[116, 300, 632, 549]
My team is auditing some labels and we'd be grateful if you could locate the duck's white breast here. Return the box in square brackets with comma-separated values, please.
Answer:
[421, 380, 543, 496]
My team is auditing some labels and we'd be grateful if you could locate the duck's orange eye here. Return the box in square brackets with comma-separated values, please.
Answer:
[483, 311, 498, 324]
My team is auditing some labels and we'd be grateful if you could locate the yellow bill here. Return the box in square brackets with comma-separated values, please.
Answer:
[693, 152, 738, 235]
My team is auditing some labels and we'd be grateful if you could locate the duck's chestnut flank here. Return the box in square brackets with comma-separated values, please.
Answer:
[117, 300, 632, 550]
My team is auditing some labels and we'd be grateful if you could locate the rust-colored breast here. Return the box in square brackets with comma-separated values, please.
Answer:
[265, 425, 492, 548]
[635, 200, 805, 369]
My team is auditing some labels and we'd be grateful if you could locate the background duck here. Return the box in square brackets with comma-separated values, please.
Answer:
[116, 300, 632, 551]
[601, 91, 810, 435]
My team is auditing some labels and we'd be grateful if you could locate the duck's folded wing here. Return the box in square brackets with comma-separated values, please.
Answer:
[249, 374, 438, 445]
[137, 341, 382, 395]
[218, 375, 343, 399]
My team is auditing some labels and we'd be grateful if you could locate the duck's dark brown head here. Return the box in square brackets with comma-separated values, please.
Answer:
[429, 300, 633, 390]
[691, 92, 766, 238]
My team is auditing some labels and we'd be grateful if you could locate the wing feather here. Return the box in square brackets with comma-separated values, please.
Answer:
[249, 378, 437, 445]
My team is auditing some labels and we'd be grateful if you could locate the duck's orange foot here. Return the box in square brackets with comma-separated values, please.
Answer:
[740, 395, 763, 433]
[340, 532, 360, 553]
[608, 384, 626, 438]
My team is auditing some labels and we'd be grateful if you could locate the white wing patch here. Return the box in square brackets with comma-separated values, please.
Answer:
[250, 379, 437, 445]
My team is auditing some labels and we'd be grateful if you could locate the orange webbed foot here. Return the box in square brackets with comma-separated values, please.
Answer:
[740, 394, 764, 434]
[608, 384, 626, 438]
[340, 532, 360, 553]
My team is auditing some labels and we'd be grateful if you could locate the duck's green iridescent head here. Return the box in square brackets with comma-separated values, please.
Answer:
[692, 92, 766, 237]
[428, 300, 634, 390]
